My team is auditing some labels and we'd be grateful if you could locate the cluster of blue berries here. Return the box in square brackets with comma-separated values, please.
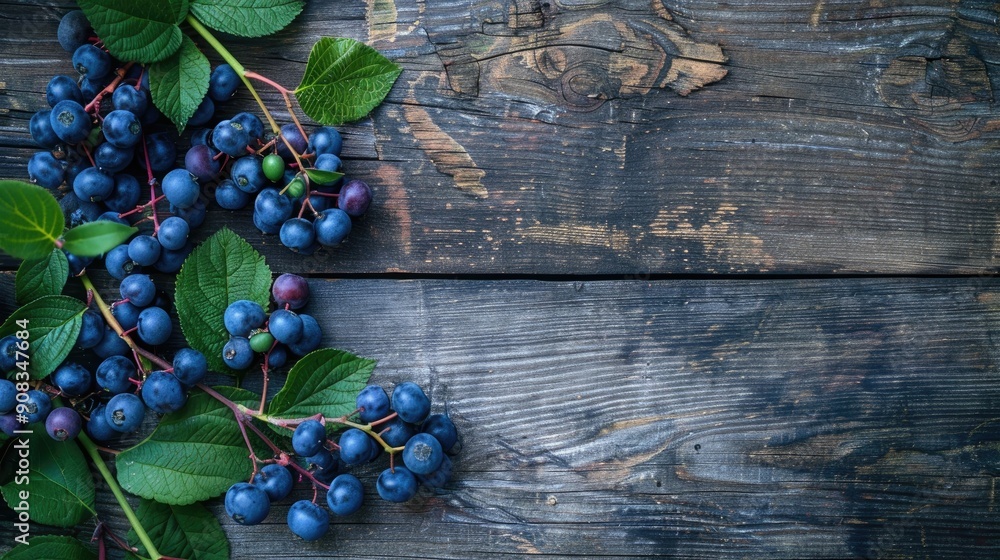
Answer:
[222, 274, 321, 370]
[0, 319, 208, 443]
[225, 381, 458, 541]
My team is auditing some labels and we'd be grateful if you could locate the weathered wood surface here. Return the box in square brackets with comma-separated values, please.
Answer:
[2, 276, 1000, 558]
[2, 0, 1000, 274]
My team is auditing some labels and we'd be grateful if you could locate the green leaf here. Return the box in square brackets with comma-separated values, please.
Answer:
[150, 35, 211, 132]
[190, 0, 304, 38]
[15, 249, 68, 305]
[175, 228, 271, 374]
[303, 168, 344, 186]
[76, 0, 189, 63]
[62, 221, 137, 257]
[116, 387, 258, 505]
[0, 536, 96, 560]
[0, 180, 63, 260]
[0, 296, 86, 379]
[295, 37, 402, 126]
[268, 348, 376, 420]
[126, 499, 229, 560]
[1, 433, 97, 528]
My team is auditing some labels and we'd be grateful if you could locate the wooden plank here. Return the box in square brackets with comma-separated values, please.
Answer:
[1, 276, 998, 557]
[2, 1, 999, 274]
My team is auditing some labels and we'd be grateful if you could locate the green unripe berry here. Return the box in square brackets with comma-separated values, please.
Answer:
[249, 331, 275, 353]
[284, 176, 306, 199]
[262, 153, 285, 182]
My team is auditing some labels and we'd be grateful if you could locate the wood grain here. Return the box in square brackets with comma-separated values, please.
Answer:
[1, 276, 998, 558]
[1, 0, 999, 274]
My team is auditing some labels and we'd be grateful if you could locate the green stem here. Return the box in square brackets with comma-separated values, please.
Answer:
[78, 433, 163, 560]
[184, 15, 280, 134]
[79, 274, 167, 372]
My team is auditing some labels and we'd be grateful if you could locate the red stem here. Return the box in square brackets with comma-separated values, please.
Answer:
[85, 62, 134, 114]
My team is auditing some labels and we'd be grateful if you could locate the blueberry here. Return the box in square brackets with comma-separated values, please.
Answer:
[272, 274, 310, 310]
[52, 362, 92, 397]
[112, 83, 148, 116]
[279, 218, 317, 254]
[157, 216, 189, 251]
[170, 198, 208, 229]
[225, 482, 270, 525]
[224, 300, 266, 337]
[154, 243, 192, 274]
[326, 473, 363, 516]
[314, 153, 343, 175]
[28, 151, 65, 189]
[209, 64, 240, 101]
[22, 390, 52, 424]
[105, 392, 145, 433]
[267, 345, 288, 368]
[45, 407, 82, 441]
[305, 448, 339, 482]
[313, 208, 352, 247]
[308, 127, 343, 157]
[119, 274, 156, 307]
[356, 385, 390, 424]
[58, 10, 92, 53]
[140, 371, 186, 414]
[338, 179, 373, 217]
[105, 244, 137, 280]
[96, 355, 136, 394]
[73, 167, 114, 202]
[72, 44, 111, 80]
[287, 500, 329, 541]
[0, 379, 17, 414]
[46, 75, 84, 107]
[338, 429, 371, 466]
[104, 174, 142, 213]
[86, 403, 118, 442]
[253, 188, 293, 234]
[30, 110, 61, 148]
[139, 132, 176, 173]
[103, 109, 143, 149]
[93, 327, 130, 358]
[275, 123, 307, 161]
[137, 306, 172, 346]
[184, 144, 221, 183]
[292, 419, 326, 457]
[0, 336, 18, 372]
[190, 127, 211, 147]
[391, 381, 431, 424]
[98, 211, 129, 226]
[0, 414, 17, 437]
[172, 348, 207, 386]
[94, 141, 133, 174]
[222, 336, 254, 370]
[421, 413, 458, 453]
[376, 466, 418, 503]
[402, 432, 444, 475]
[287, 314, 322, 356]
[162, 168, 201, 209]
[416, 454, 453, 489]
[253, 464, 293, 501]
[188, 96, 215, 127]
[215, 179, 250, 210]
[232, 156, 267, 194]
[232, 112, 264, 143]
[49, 100, 92, 144]
[128, 235, 161, 267]
[65, 252, 94, 276]
[213, 119, 250, 157]
[267, 309, 303, 345]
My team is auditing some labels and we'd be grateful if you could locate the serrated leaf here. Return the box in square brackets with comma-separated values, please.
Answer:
[77, 0, 189, 63]
[150, 35, 211, 133]
[0, 535, 96, 560]
[190, 0, 304, 38]
[0, 180, 63, 260]
[0, 433, 96, 528]
[0, 296, 86, 379]
[116, 387, 259, 505]
[268, 348, 375, 420]
[127, 499, 229, 560]
[304, 168, 344, 186]
[62, 221, 137, 257]
[175, 228, 271, 374]
[15, 249, 68, 305]
[295, 37, 402, 126]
